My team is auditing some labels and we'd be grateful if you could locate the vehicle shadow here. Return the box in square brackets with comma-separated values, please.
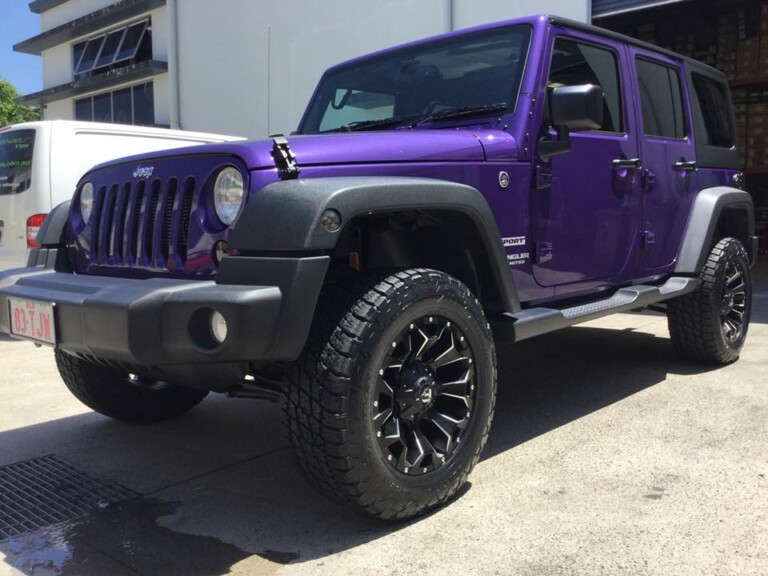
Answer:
[484, 322, 717, 461]
[0, 314, 757, 576]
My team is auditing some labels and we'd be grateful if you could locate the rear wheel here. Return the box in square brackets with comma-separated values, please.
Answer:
[55, 350, 208, 423]
[283, 268, 497, 520]
[667, 237, 752, 364]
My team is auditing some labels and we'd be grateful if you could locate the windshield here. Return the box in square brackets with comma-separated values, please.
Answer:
[298, 25, 531, 134]
[0, 129, 35, 195]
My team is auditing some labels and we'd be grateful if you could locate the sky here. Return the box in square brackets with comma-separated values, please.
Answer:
[0, 0, 42, 95]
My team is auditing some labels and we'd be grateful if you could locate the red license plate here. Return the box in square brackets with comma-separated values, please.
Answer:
[8, 298, 56, 346]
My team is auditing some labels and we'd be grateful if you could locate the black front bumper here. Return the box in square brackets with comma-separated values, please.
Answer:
[0, 250, 328, 366]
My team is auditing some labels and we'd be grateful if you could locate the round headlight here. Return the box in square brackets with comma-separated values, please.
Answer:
[80, 182, 94, 224]
[213, 167, 245, 226]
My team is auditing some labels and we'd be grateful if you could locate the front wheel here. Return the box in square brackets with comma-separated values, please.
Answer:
[55, 350, 209, 423]
[283, 268, 497, 520]
[667, 237, 752, 364]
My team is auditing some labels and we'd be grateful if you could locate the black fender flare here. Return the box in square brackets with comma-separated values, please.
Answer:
[228, 176, 521, 312]
[674, 186, 756, 274]
[37, 200, 71, 247]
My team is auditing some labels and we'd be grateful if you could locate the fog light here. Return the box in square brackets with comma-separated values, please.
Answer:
[320, 209, 342, 232]
[210, 311, 228, 344]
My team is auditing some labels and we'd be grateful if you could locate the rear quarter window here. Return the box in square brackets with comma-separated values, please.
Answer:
[691, 73, 734, 148]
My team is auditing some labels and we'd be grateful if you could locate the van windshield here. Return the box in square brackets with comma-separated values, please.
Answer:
[0, 129, 35, 195]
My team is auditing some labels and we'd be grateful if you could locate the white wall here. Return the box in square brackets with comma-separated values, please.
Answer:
[175, 0, 589, 138]
[46, 99, 72, 120]
[41, 44, 71, 88]
[452, 0, 590, 28]
[175, 0, 450, 137]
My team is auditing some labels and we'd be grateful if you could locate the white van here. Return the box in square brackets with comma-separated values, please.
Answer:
[0, 120, 243, 271]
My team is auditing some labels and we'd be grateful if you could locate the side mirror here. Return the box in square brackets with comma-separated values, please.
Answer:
[538, 84, 605, 161]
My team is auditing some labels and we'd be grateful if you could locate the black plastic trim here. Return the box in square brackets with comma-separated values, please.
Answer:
[36, 201, 71, 247]
[674, 187, 755, 274]
[0, 255, 329, 365]
[229, 176, 521, 312]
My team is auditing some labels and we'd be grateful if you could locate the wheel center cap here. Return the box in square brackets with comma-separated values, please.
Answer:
[419, 385, 434, 405]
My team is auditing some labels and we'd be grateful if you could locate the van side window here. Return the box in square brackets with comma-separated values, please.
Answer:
[636, 58, 685, 139]
[692, 73, 735, 148]
[548, 38, 623, 133]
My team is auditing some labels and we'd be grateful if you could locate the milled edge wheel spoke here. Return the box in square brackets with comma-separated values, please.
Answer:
[410, 426, 437, 471]
[414, 327, 440, 360]
[437, 365, 474, 405]
[430, 332, 469, 370]
[427, 410, 461, 447]
[374, 406, 393, 424]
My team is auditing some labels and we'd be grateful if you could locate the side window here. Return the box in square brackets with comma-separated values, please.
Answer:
[691, 73, 735, 148]
[548, 38, 623, 133]
[636, 59, 685, 139]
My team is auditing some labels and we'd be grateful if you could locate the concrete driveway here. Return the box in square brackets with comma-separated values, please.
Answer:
[1, 261, 766, 576]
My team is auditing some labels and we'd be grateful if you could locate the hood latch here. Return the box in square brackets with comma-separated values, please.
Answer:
[270, 136, 300, 180]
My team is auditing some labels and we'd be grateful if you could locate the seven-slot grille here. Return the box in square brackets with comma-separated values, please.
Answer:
[89, 176, 197, 267]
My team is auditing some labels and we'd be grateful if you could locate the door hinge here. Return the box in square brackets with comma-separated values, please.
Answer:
[271, 135, 300, 180]
[536, 241, 553, 264]
[641, 168, 656, 190]
[535, 165, 552, 190]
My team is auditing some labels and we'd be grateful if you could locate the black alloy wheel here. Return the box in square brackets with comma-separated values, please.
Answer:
[667, 237, 752, 364]
[719, 258, 749, 346]
[374, 316, 476, 476]
[283, 268, 497, 520]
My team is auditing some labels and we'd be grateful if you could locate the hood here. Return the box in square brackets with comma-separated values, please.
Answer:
[86, 129, 519, 174]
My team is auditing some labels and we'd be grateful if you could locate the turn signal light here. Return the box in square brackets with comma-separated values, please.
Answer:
[26, 214, 47, 249]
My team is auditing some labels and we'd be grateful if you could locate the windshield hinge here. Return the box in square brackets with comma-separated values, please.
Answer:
[271, 136, 300, 180]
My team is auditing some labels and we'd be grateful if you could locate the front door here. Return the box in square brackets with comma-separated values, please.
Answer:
[533, 34, 642, 290]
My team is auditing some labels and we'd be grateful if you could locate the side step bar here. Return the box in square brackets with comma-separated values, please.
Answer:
[493, 277, 700, 343]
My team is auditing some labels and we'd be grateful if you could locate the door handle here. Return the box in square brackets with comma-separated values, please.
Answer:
[674, 160, 697, 171]
[612, 158, 641, 170]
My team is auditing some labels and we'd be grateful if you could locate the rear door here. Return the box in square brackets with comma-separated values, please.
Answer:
[629, 49, 697, 273]
[533, 32, 642, 290]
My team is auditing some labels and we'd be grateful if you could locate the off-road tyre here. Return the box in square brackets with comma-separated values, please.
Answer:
[283, 268, 497, 520]
[667, 237, 752, 364]
[55, 350, 208, 423]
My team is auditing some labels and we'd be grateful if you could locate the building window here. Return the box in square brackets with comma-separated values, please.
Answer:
[74, 82, 155, 126]
[73, 20, 152, 80]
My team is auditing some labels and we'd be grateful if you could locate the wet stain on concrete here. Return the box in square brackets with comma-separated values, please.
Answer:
[0, 497, 284, 576]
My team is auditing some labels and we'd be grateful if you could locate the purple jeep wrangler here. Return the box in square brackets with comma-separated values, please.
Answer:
[0, 15, 757, 519]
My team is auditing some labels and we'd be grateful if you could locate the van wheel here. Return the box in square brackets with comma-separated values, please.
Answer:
[55, 350, 208, 423]
[667, 238, 752, 364]
[283, 268, 497, 520]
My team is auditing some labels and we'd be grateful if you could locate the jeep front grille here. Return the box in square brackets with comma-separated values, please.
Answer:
[89, 176, 197, 267]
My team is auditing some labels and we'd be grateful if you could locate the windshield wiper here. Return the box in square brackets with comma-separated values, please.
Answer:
[414, 103, 509, 126]
[338, 117, 403, 132]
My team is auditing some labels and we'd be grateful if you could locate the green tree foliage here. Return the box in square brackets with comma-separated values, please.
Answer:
[0, 78, 40, 126]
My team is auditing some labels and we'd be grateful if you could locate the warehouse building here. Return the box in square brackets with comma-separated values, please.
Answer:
[13, 0, 768, 248]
